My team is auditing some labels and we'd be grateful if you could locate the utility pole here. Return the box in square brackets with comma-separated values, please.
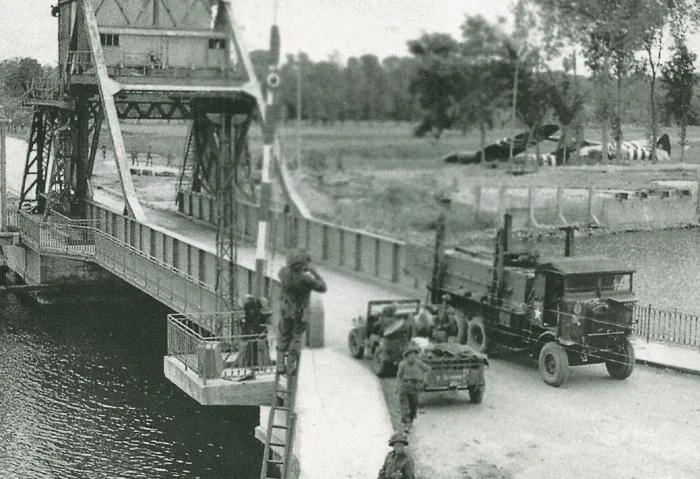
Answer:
[508, 59, 519, 173]
[0, 106, 9, 230]
[296, 53, 302, 170]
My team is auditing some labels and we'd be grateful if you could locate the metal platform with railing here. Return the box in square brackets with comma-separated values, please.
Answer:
[167, 312, 275, 380]
[13, 211, 97, 258]
[164, 312, 277, 406]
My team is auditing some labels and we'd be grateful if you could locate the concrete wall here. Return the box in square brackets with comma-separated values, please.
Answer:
[600, 196, 696, 228]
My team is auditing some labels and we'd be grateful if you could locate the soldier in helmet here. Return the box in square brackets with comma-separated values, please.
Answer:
[373, 303, 398, 336]
[396, 341, 431, 432]
[277, 247, 327, 374]
[377, 431, 415, 479]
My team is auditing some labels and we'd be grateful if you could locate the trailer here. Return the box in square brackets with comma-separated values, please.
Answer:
[348, 299, 488, 403]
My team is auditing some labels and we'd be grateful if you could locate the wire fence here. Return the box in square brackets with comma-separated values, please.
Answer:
[633, 304, 700, 348]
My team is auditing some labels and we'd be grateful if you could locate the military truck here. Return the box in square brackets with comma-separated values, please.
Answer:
[423, 214, 636, 387]
[348, 299, 488, 403]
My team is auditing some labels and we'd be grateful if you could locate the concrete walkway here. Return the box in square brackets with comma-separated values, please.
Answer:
[631, 338, 700, 375]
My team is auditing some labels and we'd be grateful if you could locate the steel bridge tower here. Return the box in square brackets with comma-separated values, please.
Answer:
[19, 0, 284, 317]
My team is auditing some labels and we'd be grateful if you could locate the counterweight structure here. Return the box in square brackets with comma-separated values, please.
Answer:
[19, 0, 281, 315]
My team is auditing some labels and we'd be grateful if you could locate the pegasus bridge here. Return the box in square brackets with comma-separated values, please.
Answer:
[0, 1, 412, 477]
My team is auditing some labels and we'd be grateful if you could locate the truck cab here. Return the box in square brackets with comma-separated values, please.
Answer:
[532, 256, 636, 338]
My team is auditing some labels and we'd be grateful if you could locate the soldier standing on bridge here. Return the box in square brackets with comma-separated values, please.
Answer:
[397, 342, 431, 432]
[277, 248, 327, 374]
[377, 431, 415, 479]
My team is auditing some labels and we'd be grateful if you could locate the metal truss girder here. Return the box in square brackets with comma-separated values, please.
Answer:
[19, 108, 59, 212]
[80, 0, 146, 223]
[113, 98, 191, 120]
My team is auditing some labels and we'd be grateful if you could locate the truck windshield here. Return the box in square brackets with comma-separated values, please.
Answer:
[600, 273, 632, 292]
[565, 274, 632, 293]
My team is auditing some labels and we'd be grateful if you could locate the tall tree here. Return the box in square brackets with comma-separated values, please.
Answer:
[534, 0, 661, 162]
[459, 15, 513, 163]
[407, 32, 462, 138]
[661, 40, 697, 162]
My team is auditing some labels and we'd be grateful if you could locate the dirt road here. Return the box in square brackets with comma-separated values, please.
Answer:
[396, 351, 700, 479]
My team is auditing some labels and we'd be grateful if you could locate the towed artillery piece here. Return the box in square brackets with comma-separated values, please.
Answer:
[348, 299, 488, 403]
[413, 213, 637, 387]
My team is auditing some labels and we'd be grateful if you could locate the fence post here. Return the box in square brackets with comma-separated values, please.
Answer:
[588, 187, 600, 225]
[557, 186, 567, 226]
[646, 303, 652, 343]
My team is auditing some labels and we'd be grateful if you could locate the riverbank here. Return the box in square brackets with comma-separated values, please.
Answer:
[294, 161, 700, 247]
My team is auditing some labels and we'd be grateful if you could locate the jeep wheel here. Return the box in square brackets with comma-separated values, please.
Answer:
[348, 329, 365, 359]
[606, 338, 635, 380]
[468, 384, 485, 404]
[538, 342, 570, 387]
[373, 348, 393, 377]
[467, 317, 489, 353]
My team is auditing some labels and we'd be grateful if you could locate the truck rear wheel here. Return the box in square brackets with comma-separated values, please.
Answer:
[605, 338, 635, 380]
[538, 342, 569, 387]
[348, 329, 365, 359]
[467, 317, 489, 353]
[373, 348, 393, 377]
[468, 384, 485, 404]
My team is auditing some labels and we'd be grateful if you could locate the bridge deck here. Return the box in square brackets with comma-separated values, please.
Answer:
[92, 191, 400, 478]
[5, 137, 400, 478]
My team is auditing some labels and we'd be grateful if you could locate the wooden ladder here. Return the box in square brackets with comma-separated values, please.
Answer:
[260, 349, 300, 479]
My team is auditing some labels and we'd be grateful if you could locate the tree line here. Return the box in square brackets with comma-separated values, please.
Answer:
[4, 0, 700, 164]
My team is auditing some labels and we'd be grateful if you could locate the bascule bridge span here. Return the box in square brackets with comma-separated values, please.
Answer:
[0, 1, 407, 477]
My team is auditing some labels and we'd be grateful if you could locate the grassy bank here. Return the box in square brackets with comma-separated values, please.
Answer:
[12, 120, 698, 244]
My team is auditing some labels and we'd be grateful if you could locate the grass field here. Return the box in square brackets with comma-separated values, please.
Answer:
[21, 119, 700, 244]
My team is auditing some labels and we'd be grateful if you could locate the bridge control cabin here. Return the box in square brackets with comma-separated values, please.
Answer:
[58, 0, 251, 88]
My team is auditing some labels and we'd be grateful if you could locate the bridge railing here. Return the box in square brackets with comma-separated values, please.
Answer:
[633, 304, 700, 348]
[167, 313, 275, 379]
[94, 230, 221, 314]
[16, 211, 96, 257]
[176, 190, 413, 289]
[4, 211, 19, 231]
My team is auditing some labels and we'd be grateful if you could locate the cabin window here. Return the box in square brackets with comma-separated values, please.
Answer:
[208, 38, 226, 49]
[565, 275, 597, 293]
[600, 274, 632, 292]
[100, 33, 120, 47]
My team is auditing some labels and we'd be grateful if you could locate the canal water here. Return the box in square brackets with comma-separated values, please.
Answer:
[0, 291, 262, 479]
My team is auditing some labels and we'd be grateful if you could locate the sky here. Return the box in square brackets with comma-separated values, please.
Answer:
[3, 0, 700, 68]
[0, 0, 514, 65]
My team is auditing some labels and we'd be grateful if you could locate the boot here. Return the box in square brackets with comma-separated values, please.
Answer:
[276, 350, 286, 375]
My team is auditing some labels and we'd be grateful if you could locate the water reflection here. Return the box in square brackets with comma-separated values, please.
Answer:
[0, 293, 261, 479]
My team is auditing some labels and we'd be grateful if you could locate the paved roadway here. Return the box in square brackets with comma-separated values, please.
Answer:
[6, 138, 700, 478]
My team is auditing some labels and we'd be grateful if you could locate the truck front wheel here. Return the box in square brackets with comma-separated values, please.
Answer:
[467, 317, 489, 353]
[468, 384, 485, 404]
[605, 338, 635, 380]
[538, 342, 570, 387]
